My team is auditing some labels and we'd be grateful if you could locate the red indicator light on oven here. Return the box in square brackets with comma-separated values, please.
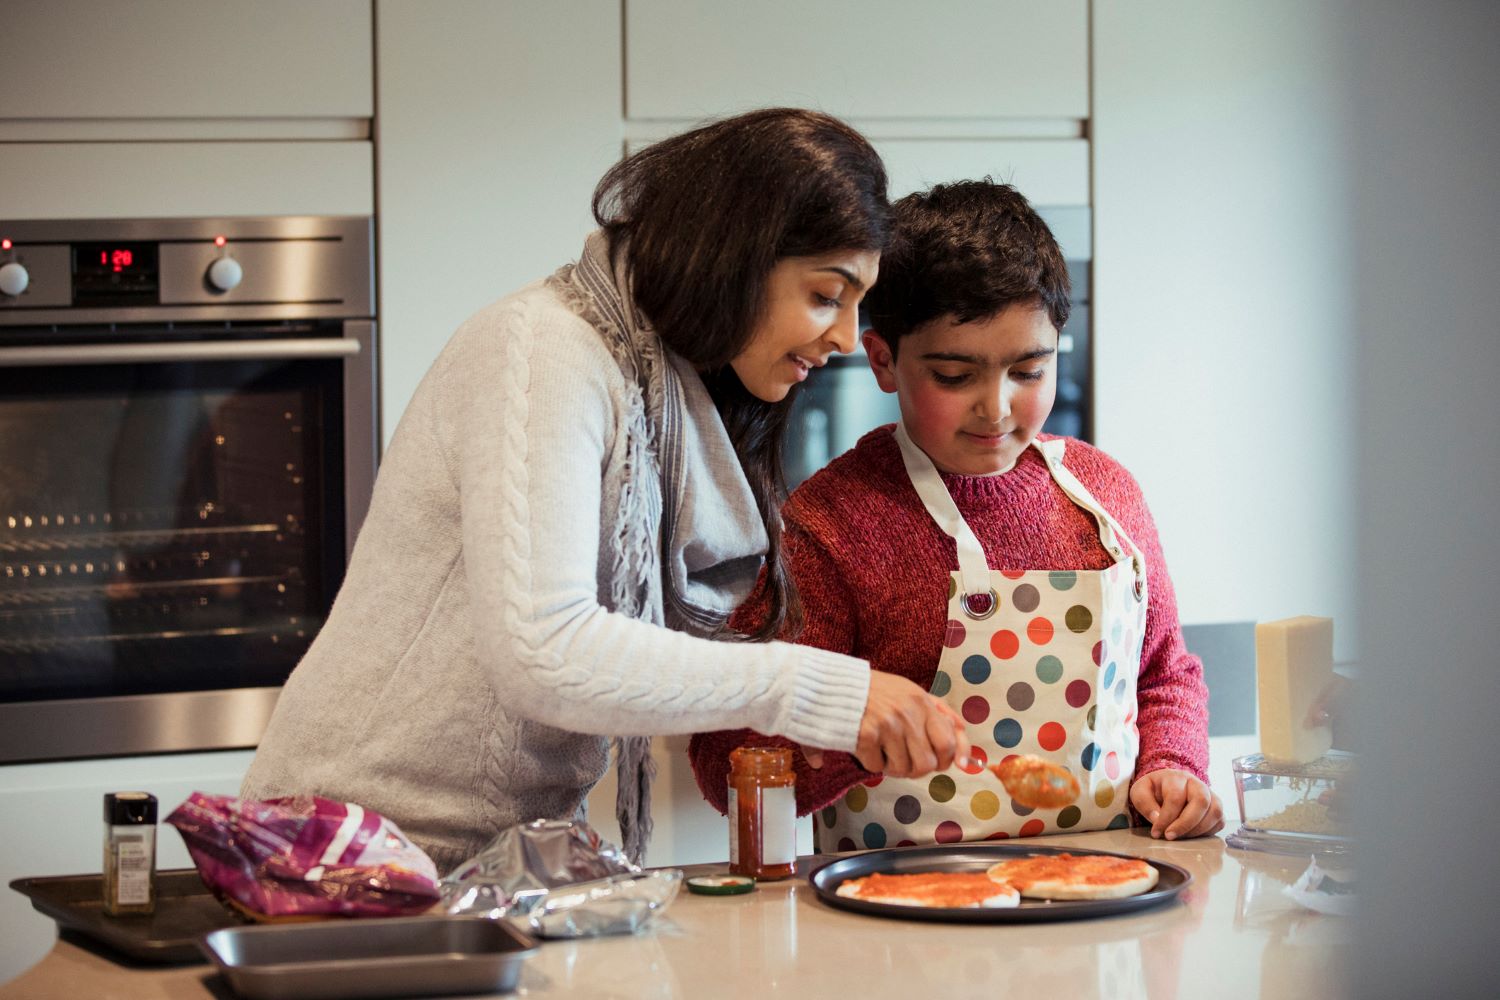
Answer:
[214, 235, 227, 247]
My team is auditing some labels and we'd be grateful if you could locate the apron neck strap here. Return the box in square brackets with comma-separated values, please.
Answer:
[893, 421, 993, 608]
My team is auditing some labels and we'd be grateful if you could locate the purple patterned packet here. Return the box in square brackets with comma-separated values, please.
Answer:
[166, 792, 440, 920]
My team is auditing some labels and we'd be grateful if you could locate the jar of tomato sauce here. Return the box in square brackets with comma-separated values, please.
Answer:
[727, 746, 797, 880]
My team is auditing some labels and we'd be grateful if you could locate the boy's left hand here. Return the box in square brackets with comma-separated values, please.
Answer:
[1129, 769, 1223, 840]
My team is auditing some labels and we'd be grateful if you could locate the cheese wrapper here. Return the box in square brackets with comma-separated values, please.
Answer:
[166, 792, 440, 921]
[1255, 616, 1335, 764]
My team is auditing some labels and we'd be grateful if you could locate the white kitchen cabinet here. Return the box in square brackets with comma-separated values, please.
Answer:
[0, 141, 373, 220]
[625, 0, 1087, 122]
[0, 0, 371, 120]
[374, 0, 622, 440]
[877, 138, 1089, 204]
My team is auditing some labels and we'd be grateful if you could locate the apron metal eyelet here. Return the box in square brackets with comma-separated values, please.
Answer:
[962, 588, 999, 620]
[1134, 577, 1146, 602]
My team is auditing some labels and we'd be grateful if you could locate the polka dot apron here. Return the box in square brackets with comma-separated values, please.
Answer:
[815, 425, 1149, 851]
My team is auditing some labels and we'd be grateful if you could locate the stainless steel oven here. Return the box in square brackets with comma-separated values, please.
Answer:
[0, 216, 375, 763]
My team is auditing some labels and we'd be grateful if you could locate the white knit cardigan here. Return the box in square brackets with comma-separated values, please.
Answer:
[241, 277, 871, 873]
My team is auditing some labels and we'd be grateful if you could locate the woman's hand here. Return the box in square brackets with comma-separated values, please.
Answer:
[1129, 768, 1224, 840]
[850, 672, 971, 778]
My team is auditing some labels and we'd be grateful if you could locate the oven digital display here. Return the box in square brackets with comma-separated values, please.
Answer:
[72, 241, 160, 306]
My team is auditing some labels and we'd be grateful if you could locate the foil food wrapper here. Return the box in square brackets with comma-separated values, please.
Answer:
[441, 818, 682, 938]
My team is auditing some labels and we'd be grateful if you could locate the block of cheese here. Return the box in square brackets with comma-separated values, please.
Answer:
[1255, 616, 1335, 763]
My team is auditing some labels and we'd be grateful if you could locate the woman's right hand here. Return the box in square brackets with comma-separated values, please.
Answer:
[849, 672, 971, 778]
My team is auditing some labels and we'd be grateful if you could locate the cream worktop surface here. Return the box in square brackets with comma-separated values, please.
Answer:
[1, 828, 1349, 1000]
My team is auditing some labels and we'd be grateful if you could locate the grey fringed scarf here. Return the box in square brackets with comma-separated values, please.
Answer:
[548, 232, 768, 864]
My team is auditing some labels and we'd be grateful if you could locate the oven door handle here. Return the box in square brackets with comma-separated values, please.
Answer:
[0, 338, 362, 367]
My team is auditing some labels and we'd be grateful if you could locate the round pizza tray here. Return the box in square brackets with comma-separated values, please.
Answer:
[807, 843, 1191, 923]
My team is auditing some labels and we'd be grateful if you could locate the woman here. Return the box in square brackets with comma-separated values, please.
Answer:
[242, 109, 968, 871]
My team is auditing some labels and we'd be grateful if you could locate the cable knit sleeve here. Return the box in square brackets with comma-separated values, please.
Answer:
[689, 518, 869, 815]
[437, 293, 871, 750]
[1076, 450, 1210, 785]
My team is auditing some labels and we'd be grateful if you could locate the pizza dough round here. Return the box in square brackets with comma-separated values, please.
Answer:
[985, 853, 1159, 900]
[836, 871, 1021, 908]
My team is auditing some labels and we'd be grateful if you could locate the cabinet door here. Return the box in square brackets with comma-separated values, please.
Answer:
[876, 138, 1089, 204]
[0, 0, 371, 119]
[625, 0, 1087, 120]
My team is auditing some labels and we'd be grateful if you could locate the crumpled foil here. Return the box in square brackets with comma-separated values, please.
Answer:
[441, 818, 682, 938]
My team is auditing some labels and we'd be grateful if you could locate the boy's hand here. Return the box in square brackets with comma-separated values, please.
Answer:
[1129, 769, 1223, 840]
[854, 673, 971, 778]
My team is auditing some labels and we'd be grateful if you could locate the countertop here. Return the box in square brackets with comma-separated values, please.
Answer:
[0, 828, 1350, 1000]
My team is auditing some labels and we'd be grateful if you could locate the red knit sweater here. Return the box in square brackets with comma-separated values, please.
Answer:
[689, 426, 1210, 816]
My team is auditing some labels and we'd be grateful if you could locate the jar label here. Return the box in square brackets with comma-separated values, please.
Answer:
[761, 786, 796, 865]
[727, 789, 740, 865]
[114, 833, 152, 905]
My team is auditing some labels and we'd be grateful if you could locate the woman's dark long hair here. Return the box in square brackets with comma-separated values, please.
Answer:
[593, 108, 891, 641]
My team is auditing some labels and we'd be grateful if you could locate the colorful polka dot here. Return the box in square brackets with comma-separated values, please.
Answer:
[846, 785, 868, 812]
[861, 773, 884, 788]
[1111, 621, 1123, 643]
[1011, 584, 1040, 613]
[962, 695, 991, 725]
[961, 654, 991, 684]
[947, 576, 957, 600]
[864, 823, 888, 848]
[994, 718, 1023, 748]
[1081, 742, 1100, 770]
[1087, 705, 1098, 729]
[1092, 641, 1105, 665]
[820, 806, 836, 826]
[1103, 662, 1117, 688]
[1105, 751, 1121, 780]
[1035, 655, 1064, 684]
[1001, 568, 1026, 580]
[1027, 617, 1054, 645]
[1057, 805, 1082, 829]
[1065, 605, 1093, 633]
[943, 619, 966, 648]
[896, 839, 917, 848]
[838, 837, 857, 852]
[970, 790, 1000, 820]
[1066, 679, 1092, 708]
[1107, 813, 1131, 831]
[1038, 721, 1067, 752]
[1048, 570, 1077, 591]
[1019, 819, 1045, 837]
[935, 821, 964, 844]
[928, 774, 956, 803]
[1095, 784, 1115, 808]
[1114, 679, 1128, 703]
[986, 831, 1011, 841]
[990, 629, 1020, 659]
[930, 671, 952, 698]
[1006, 682, 1035, 712]
[1011, 796, 1034, 817]
[893, 795, 922, 824]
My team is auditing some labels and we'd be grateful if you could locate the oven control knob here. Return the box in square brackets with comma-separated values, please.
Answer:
[0, 261, 28, 297]
[207, 256, 243, 292]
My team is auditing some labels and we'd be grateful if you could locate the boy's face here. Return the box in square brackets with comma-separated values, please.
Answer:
[864, 303, 1058, 476]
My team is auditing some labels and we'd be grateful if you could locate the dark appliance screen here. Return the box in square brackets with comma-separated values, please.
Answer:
[0, 349, 345, 703]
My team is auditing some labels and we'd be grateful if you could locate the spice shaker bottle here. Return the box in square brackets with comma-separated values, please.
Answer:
[727, 746, 797, 880]
[103, 792, 157, 916]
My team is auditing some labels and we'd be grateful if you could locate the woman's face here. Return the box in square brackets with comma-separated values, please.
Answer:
[864, 302, 1059, 476]
[730, 250, 880, 402]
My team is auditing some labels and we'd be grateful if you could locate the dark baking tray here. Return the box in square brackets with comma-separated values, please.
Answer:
[200, 915, 538, 1000]
[808, 843, 1190, 923]
[10, 868, 237, 963]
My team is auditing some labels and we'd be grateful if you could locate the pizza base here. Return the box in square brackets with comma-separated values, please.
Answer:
[986, 853, 1159, 900]
[836, 871, 1021, 909]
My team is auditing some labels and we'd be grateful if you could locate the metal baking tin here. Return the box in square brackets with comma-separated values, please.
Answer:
[10, 868, 235, 963]
[199, 915, 538, 1000]
[808, 843, 1191, 923]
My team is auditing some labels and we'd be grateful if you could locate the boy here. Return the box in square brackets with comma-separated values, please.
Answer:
[690, 180, 1220, 846]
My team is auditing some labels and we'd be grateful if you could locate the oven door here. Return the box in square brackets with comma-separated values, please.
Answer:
[0, 321, 375, 762]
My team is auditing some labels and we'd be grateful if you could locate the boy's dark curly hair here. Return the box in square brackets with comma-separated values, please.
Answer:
[864, 180, 1070, 355]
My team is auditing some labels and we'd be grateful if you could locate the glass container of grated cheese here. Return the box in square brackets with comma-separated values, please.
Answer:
[1227, 750, 1355, 857]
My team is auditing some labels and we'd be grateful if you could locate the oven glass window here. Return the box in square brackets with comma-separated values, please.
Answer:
[0, 354, 345, 703]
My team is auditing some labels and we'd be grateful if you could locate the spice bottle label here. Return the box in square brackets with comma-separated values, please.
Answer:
[114, 831, 153, 905]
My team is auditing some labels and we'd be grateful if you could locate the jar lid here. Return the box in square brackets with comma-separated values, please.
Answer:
[104, 791, 157, 825]
[686, 874, 756, 896]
